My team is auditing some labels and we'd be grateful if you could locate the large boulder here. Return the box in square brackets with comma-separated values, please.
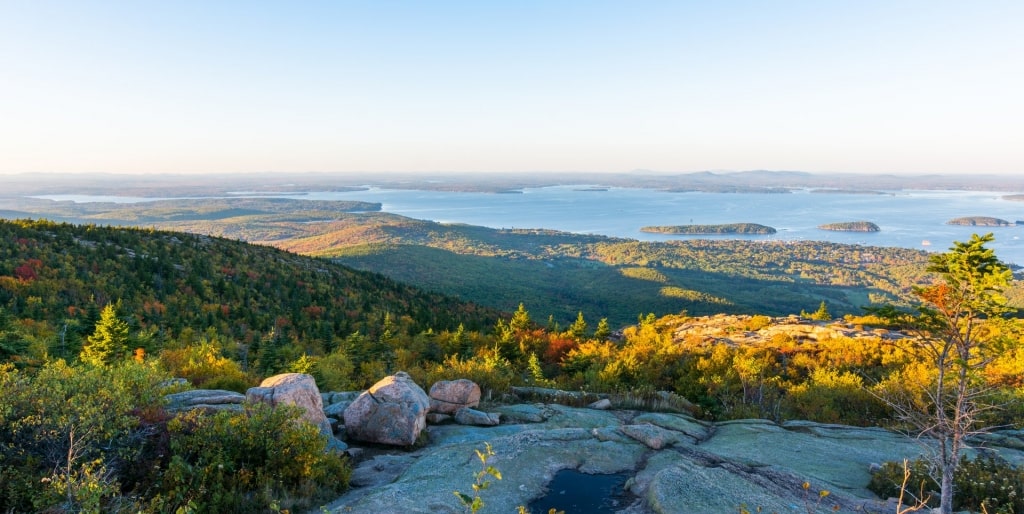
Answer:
[246, 373, 332, 436]
[428, 379, 481, 414]
[344, 371, 430, 447]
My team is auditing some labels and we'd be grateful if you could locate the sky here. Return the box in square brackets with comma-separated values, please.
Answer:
[1, 1, 1022, 175]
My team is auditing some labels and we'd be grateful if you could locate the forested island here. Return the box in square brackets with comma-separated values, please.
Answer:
[818, 221, 881, 232]
[947, 216, 1012, 226]
[640, 223, 777, 235]
[810, 189, 889, 195]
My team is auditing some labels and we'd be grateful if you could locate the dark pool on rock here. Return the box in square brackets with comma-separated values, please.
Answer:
[528, 470, 634, 513]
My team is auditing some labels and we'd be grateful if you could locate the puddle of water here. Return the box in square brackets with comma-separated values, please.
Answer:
[528, 469, 633, 513]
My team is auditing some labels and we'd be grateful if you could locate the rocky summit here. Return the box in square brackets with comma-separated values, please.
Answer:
[324, 401, 1024, 514]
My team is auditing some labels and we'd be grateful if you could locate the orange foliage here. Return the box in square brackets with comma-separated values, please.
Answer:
[544, 336, 577, 364]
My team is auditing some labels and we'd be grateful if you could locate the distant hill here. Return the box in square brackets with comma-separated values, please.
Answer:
[0, 219, 497, 360]
[263, 213, 943, 327]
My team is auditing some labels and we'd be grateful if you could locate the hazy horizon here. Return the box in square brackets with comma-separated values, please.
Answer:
[2, 2, 1022, 176]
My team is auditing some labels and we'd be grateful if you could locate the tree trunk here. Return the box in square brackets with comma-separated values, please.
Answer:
[939, 464, 955, 514]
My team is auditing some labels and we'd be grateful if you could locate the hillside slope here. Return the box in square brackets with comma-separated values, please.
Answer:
[0, 219, 498, 360]
[271, 213, 939, 326]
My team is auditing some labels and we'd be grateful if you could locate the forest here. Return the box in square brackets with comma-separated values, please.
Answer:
[2, 194, 993, 327]
[3, 218, 1024, 512]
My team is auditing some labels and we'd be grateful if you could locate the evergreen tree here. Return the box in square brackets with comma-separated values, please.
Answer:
[510, 303, 532, 333]
[569, 311, 588, 342]
[876, 234, 1013, 514]
[527, 352, 550, 386]
[382, 312, 396, 341]
[546, 315, 560, 333]
[0, 308, 29, 363]
[594, 318, 611, 342]
[811, 301, 832, 321]
[79, 303, 130, 367]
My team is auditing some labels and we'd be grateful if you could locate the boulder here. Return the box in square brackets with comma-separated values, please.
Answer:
[164, 389, 245, 414]
[324, 400, 352, 418]
[454, 407, 501, 426]
[246, 373, 332, 436]
[344, 371, 430, 446]
[588, 398, 612, 410]
[428, 379, 481, 414]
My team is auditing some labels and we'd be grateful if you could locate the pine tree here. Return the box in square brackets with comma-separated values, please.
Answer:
[527, 352, 549, 386]
[546, 315, 560, 333]
[594, 318, 611, 342]
[79, 303, 130, 367]
[569, 312, 588, 342]
[875, 233, 1013, 513]
[510, 303, 532, 333]
[811, 301, 832, 321]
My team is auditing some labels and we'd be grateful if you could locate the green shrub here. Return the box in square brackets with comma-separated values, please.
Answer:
[424, 350, 515, 398]
[312, 350, 357, 392]
[0, 360, 169, 512]
[868, 456, 1024, 513]
[147, 402, 350, 513]
[781, 367, 889, 426]
[158, 341, 254, 391]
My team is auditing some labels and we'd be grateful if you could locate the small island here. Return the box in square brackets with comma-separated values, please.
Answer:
[810, 189, 890, 196]
[818, 221, 880, 232]
[640, 223, 777, 235]
[947, 216, 1012, 227]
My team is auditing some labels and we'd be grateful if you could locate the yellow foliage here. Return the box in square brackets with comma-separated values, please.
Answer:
[159, 340, 252, 391]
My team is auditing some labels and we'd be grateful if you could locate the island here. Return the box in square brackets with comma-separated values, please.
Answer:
[1004, 194, 1024, 202]
[640, 223, 777, 235]
[818, 221, 880, 232]
[947, 216, 1012, 227]
[810, 189, 890, 195]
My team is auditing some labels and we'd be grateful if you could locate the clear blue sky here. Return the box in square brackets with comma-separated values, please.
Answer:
[1, 1, 1021, 175]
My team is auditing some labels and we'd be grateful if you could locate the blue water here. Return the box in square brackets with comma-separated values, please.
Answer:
[34, 186, 1024, 265]
[528, 470, 633, 514]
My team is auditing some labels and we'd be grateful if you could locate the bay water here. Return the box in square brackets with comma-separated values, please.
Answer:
[36, 186, 1024, 265]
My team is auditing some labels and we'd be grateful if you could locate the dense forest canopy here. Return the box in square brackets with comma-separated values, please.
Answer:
[0, 219, 497, 368]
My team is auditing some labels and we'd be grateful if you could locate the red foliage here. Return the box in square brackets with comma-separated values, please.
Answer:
[13, 263, 37, 282]
[544, 336, 578, 364]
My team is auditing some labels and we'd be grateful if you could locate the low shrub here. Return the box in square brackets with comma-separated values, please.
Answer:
[868, 455, 1024, 513]
[147, 402, 350, 513]
[0, 360, 169, 512]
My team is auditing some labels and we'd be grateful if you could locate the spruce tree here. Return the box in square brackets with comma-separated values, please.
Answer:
[811, 301, 832, 321]
[569, 312, 588, 342]
[594, 318, 611, 342]
[79, 303, 130, 367]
